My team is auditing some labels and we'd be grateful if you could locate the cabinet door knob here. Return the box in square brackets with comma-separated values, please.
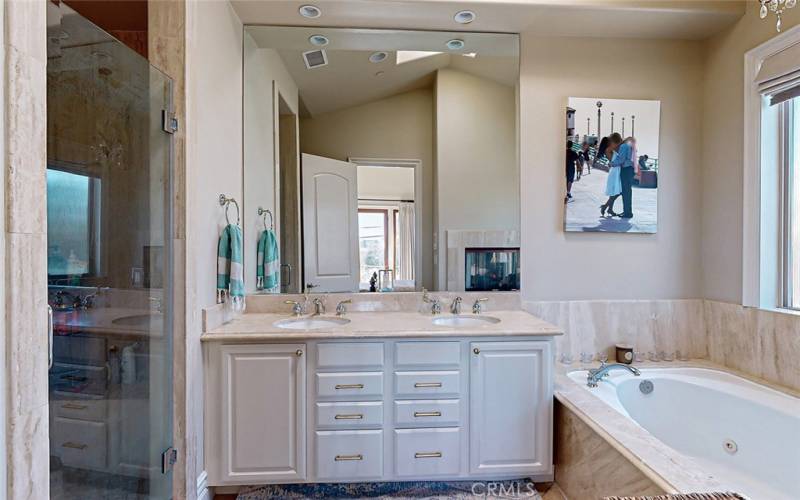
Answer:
[296, 349, 303, 357]
[473, 347, 480, 355]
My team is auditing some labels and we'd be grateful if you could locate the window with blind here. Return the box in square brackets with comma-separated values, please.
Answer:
[755, 39, 800, 309]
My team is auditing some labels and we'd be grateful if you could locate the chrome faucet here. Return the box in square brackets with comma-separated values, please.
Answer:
[285, 299, 304, 317]
[422, 288, 442, 315]
[312, 297, 326, 316]
[472, 297, 489, 314]
[586, 363, 641, 388]
[336, 299, 352, 316]
[450, 296, 463, 315]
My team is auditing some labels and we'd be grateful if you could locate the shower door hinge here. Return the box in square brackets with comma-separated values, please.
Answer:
[161, 447, 178, 473]
[162, 110, 178, 134]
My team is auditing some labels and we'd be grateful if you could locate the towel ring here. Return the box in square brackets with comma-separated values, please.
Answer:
[219, 194, 240, 225]
[258, 207, 274, 230]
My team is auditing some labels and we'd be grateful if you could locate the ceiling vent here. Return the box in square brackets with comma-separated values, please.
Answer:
[303, 49, 328, 69]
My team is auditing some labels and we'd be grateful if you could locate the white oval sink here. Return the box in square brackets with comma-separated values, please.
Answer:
[432, 315, 501, 327]
[273, 316, 351, 330]
[112, 313, 163, 328]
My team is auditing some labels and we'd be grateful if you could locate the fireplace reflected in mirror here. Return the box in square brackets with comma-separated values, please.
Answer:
[465, 247, 520, 292]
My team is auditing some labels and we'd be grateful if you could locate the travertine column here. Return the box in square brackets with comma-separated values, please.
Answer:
[4, 0, 49, 498]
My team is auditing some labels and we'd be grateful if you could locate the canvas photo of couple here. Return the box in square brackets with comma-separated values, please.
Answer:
[564, 97, 660, 233]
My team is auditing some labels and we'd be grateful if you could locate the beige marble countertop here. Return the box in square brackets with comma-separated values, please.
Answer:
[201, 309, 562, 341]
[53, 306, 163, 338]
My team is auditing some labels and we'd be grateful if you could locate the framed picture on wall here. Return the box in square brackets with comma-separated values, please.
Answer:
[564, 97, 661, 233]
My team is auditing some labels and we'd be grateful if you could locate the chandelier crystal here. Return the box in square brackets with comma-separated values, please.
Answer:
[760, 0, 797, 32]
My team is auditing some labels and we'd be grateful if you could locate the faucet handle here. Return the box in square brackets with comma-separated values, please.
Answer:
[336, 299, 352, 316]
[284, 299, 304, 316]
[472, 297, 489, 314]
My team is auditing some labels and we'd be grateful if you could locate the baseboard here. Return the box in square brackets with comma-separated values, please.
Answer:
[197, 470, 211, 500]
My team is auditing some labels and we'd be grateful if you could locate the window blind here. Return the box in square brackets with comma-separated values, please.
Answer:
[756, 41, 800, 106]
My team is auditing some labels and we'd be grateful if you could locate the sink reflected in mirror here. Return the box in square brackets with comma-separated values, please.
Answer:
[432, 315, 501, 327]
[111, 313, 163, 328]
[273, 317, 351, 330]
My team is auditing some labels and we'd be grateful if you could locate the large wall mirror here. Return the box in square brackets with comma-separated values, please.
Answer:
[243, 26, 519, 294]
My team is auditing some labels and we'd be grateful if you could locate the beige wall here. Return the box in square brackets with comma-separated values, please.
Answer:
[300, 88, 435, 289]
[702, 2, 800, 304]
[243, 37, 299, 293]
[520, 35, 705, 302]
[186, 0, 243, 493]
[435, 69, 518, 289]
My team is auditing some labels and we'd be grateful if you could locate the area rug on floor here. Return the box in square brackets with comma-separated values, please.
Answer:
[237, 480, 543, 499]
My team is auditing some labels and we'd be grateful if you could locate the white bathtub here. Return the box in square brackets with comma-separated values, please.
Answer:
[567, 367, 799, 500]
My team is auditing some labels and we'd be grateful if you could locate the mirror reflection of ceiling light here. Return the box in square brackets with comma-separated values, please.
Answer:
[375, 71, 385, 77]
[454, 10, 476, 24]
[298, 5, 321, 18]
[308, 34, 329, 46]
[369, 52, 388, 63]
[462, 52, 477, 58]
[446, 39, 465, 51]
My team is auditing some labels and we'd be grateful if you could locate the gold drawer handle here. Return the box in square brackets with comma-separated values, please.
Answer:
[62, 403, 89, 411]
[415, 452, 442, 459]
[414, 382, 442, 388]
[62, 442, 88, 450]
[335, 384, 364, 390]
[334, 454, 363, 461]
[334, 414, 363, 420]
[414, 411, 442, 417]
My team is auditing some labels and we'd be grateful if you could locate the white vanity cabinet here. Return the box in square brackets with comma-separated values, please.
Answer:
[205, 337, 554, 486]
[206, 343, 306, 485]
[469, 341, 552, 476]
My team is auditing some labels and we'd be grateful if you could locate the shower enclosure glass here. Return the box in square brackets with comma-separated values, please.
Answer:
[46, 2, 174, 498]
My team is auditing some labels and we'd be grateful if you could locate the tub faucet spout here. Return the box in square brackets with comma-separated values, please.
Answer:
[587, 363, 640, 388]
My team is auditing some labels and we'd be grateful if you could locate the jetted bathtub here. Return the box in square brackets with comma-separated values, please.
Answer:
[567, 367, 799, 500]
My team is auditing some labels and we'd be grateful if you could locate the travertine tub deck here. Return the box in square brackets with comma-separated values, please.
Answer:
[201, 309, 563, 341]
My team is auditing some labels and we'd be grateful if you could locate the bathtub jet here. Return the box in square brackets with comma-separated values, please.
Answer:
[586, 363, 641, 387]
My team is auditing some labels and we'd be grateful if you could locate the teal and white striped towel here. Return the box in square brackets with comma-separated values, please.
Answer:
[217, 223, 245, 310]
[257, 229, 280, 292]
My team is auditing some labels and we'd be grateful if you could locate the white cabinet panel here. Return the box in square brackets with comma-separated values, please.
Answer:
[394, 399, 461, 427]
[394, 371, 460, 398]
[317, 342, 384, 370]
[316, 372, 384, 400]
[394, 341, 460, 369]
[315, 430, 384, 479]
[221, 344, 305, 483]
[469, 341, 551, 476]
[394, 428, 461, 477]
[316, 401, 383, 430]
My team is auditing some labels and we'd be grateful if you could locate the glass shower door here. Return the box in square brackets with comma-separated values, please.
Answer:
[47, 2, 174, 498]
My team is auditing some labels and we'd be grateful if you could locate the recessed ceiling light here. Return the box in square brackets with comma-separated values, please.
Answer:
[298, 5, 321, 18]
[308, 34, 329, 46]
[369, 51, 388, 63]
[446, 39, 465, 51]
[454, 10, 476, 24]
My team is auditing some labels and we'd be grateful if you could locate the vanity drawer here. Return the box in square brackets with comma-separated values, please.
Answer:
[316, 401, 383, 429]
[394, 427, 461, 477]
[394, 371, 460, 398]
[315, 430, 383, 480]
[51, 362, 108, 396]
[53, 333, 107, 367]
[317, 372, 384, 400]
[394, 399, 460, 427]
[51, 416, 107, 470]
[317, 342, 384, 370]
[395, 341, 461, 369]
[52, 391, 107, 421]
